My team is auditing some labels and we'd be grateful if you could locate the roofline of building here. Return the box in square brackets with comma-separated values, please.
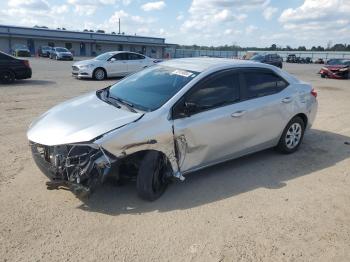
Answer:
[0, 24, 166, 42]
[0, 31, 169, 47]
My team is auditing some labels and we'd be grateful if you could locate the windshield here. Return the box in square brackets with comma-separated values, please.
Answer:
[327, 59, 350, 65]
[14, 44, 28, 49]
[42, 46, 52, 50]
[108, 65, 199, 111]
[250, 55, 264, 61]
[56, 48, 69, 52]
[95, 53, 113, 61]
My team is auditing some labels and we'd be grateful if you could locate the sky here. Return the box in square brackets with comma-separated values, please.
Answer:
[0, 0, 349, 48]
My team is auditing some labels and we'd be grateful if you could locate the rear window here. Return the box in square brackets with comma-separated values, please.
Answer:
[243, 70, 288, 99]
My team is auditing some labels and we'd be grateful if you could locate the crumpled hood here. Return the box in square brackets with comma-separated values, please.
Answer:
[27, 92, 143, 146]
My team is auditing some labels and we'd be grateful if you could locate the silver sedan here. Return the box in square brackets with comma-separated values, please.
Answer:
[72, 51, 156, 80]
[28, 58, 318, 200]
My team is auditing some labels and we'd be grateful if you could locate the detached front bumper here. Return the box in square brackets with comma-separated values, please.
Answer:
[30, 142, 115, 197]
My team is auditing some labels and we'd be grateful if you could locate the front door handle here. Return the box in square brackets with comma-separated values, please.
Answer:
[231, 110, 246, 118]
[281, 97, 293, 103]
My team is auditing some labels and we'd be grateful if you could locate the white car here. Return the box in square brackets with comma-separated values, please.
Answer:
[72, 51, 156, 80]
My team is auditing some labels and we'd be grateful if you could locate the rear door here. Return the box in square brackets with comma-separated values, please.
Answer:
[236, 68, 293, 149]
[105, 53, 128, 76]
[127, 53, 147, 73]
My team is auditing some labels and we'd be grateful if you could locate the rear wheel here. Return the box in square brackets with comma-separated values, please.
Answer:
[276, 116, 305, 154]
[93, 68, 106, 80]
[136, 151, 170, 201]
[0, 71, 15, 84]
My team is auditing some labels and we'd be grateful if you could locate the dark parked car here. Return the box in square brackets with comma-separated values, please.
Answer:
[12, 44, 31, 57]
[250, 53, 283, 68]
[286, 54, 297, 63]
[50, 47, 73, 60]
[38, 46, 53, 57]
[0, 51, 32, 83]
[314, 58, 324, 64]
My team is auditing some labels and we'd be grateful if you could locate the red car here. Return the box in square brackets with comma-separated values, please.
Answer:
[319, 59, 350, 79]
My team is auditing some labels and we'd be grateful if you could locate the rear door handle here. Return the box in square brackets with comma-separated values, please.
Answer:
[281, 97, 293, 103]
[231, 110, 246, 118]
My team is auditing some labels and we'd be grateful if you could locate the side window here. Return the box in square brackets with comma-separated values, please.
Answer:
[186, 73, 240, 113]
[113, 53, 128, 60]
[243, 70, 288, 99]
[128, 53, 145, 60]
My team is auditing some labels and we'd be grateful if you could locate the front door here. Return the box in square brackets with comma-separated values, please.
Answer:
[105, 53, 128, 76]
[173, 70, 246, 172]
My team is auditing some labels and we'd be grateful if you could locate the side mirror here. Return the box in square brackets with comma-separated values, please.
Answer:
[110, 58, 116, 62]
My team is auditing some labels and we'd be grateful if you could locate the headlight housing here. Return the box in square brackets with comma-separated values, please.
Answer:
[339, 67, 349, 72]
[79, 64, 95, 69]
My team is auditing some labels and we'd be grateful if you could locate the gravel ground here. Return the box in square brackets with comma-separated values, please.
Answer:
[0, 58, 350, 262]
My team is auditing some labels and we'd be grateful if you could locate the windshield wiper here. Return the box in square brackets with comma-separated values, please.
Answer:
[110, 96, 137, 113]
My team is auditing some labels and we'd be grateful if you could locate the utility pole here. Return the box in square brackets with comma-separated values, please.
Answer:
[118, 18, 121, 34]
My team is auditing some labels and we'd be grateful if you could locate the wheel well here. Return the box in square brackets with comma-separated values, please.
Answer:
[294, 113, 308, 127]
[116, 150, 171, 178]
[0, 69, 15, 77]
[93, 67, 107, 77]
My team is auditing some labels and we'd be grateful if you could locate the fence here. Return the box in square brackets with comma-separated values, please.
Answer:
[165, 48, 350, 60]
[165, 48, 238, 59]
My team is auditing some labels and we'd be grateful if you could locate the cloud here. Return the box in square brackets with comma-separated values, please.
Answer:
[245, 25, 258, 34]
[141, 1, 166, 11]
[8, 0, 49, 10]
[279, 0, 350, 41]
[263, 6, 278, 20]
[67, 0, 117, 15]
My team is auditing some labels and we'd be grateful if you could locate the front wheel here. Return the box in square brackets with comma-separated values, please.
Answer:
[276, 116, 305, 154]
[93, 68, 106, 80]
[136, 151, 170, 201]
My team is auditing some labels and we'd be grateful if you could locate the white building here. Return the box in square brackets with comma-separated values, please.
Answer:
[0, 25, 168, 58]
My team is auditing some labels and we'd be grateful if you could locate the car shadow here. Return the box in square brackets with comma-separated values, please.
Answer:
[78, 129, 350, 215]
[1, 80, 56, 86]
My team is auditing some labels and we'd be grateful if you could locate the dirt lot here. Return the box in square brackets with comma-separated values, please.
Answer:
[0, 58, 350, 262]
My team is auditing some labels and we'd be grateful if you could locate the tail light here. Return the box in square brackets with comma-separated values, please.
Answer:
[23, 60, 30, 68]
[311, 88, 317, 98]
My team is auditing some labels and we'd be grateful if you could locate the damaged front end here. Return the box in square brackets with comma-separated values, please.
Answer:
[30, 142, 116, 198]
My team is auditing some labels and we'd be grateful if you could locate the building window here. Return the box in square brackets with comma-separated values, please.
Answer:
[65, 43, 72, 50]
[48, 42, 55, 47]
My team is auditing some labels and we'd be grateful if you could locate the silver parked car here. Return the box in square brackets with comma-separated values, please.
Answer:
[28, 58, 318, 200]
[72, 51, 156, 80]
[50, 47, 73, 61]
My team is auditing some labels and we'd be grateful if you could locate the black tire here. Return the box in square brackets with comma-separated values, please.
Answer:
[93, 68, 106, 80]
[0, 71, 15, 84]
[321, 74, 326, 78]
[136, 151, 170, 201]
[276, 116, 305, 154]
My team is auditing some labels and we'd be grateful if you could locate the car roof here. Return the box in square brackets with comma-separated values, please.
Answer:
[160, 57, 272, 73]
[106, 51, 145, 56]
